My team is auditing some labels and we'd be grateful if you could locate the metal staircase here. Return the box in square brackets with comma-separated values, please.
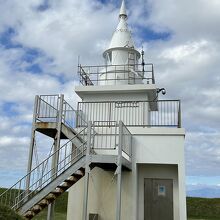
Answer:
[0, 94, 132, 220]
[0, 124, 90, 219]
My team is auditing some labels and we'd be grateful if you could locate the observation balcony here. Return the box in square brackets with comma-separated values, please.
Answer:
[78, 63, 155, 86]
[77, 100, 182, 128]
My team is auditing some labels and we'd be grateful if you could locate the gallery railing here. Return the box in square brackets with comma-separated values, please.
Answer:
[77, 100, 181, 128]
[78, 63, 155, 86]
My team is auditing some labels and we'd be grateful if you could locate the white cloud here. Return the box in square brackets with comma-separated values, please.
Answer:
[0, 0, 118, 77]
[160, 40, 209, 63]
[0, 136, 29, 146]
[0, 0, 220, 187]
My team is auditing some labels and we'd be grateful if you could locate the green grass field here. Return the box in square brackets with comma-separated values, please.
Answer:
[1, 187, 220, 220]
[37, 197, 220, 220]
[0, 187, 68, 220]
[31, 191, 68, 220]
[187, 197, 220, 220]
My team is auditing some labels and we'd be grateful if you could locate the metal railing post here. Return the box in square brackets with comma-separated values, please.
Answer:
[47, 94, 64, 220]
[116, 121, 123, 220]
[54, 94, 64, 175]
[26, 95, 39, 198]
[178, 101, 182, 128]
[83, 121, 92, 220]
[76, 102, 80, 127]
[151, 64, 155, 84]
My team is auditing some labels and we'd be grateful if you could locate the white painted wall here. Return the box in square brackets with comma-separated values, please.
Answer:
[67, 167, 134, 220]
[67, 84, 187, 219]
[74, 84, 157, 102]
[67, 129, 187, 220]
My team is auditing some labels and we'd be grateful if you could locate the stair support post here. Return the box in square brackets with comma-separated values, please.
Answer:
[83, 121, 92, 220]
[26, 95, 39, 199]
[116, 121, 123, 220]
[47, 94, 64, 220]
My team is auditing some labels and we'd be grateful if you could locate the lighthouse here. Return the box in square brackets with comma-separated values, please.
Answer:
[68, 0, 187, 220]
[0, 1, 187, 220]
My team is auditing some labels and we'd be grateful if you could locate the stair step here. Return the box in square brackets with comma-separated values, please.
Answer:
[57, 182, 71, 189]
[45, 193, 57, 201]
[32, 204, 42, 213]
[52, 188, 64, 195]
[72, 171, 84, 178]
[21, 166, 85, 219]
[76, 168, 85, 175]
[24, 210, 35, 218]
[65, 175, 78, 183]
[38, 199, 50, 207]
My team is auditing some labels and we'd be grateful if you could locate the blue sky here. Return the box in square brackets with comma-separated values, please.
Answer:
[0, 0, 220, 196]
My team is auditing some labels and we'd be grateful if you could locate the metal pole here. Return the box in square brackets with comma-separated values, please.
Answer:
[178, 101, 181, 128]
[47, 94, 64, 220]
[83, 121, 92, 220]
[47, 203, 55, 220]
[26, 95, 39, 196]
[116, 121, 123, 220]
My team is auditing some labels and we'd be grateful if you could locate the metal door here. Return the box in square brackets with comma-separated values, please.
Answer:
[144, 178, 173, 220]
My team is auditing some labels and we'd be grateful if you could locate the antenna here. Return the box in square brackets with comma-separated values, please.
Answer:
[77, 55, 80, 67]
[141, 46, 145, 74]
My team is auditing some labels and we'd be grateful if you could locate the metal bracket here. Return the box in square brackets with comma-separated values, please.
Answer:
[114, 165, 121, 175]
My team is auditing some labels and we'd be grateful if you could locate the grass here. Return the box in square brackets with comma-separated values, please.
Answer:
[1, 187, 220, 220]
[32, 210, 66, 220]
[33, 197, 220, 220]
[0, 187, 68, 220]
[0, 204, 25, 220]
[32, 191, 68, 220]
[187, 197, 220, 220]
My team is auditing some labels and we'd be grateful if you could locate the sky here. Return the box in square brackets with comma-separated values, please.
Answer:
[0, 0, 220, 194]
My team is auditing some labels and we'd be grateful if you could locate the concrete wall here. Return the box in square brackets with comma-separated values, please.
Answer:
[74, 84, 157, 103]
[67, 129, 187, 220]
[67, 167, 104, 219]
[68, 85, 186, 219]
[81, 91, 149, 102]
[67, 167, 134, 220]
[131, 128, 187, 220]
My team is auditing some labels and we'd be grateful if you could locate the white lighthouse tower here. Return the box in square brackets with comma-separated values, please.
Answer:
[0, 1, 187, 220]
[67, 1, 187, 220]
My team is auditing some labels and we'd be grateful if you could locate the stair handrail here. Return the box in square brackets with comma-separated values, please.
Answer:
[0, 126, 90, 210]
[120, 121, 132, 158]
[62, 98, 88, 129]
[15, 140, 88, 210]
[36, 94, 88, 128]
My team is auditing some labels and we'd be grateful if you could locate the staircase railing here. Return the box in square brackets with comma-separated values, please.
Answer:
[91, 121, 132, 160]
[36, 94, 87, 128]
[0, 127, 89, 210]
[121, 121, 132, 158]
